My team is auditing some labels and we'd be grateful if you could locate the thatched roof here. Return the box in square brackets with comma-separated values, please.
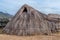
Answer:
[48, 14, 60, 18]
[47, 14, 60, 22]
[3, 4, 60, 36]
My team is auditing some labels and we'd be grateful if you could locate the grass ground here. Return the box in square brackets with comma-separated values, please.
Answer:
[0, 28, 60, 40]
[0, 28, 3, 34]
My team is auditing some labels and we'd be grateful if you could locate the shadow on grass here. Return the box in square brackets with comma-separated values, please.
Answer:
[0, 28, 4, 34]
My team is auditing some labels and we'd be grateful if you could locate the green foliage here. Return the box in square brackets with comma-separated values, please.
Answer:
[0, 12, 12, 28]
[0, 18, 9, 28]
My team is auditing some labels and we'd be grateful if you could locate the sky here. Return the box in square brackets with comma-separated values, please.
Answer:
[0, 0, 60, 15]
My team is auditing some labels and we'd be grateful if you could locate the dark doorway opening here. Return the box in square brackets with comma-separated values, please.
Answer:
[23, 7, 27, 12]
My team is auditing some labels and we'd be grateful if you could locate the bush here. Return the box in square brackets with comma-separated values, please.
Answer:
[0, 18, 9, 28]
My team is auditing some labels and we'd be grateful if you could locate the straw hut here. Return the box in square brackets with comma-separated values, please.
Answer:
[3, 4, 60, 36]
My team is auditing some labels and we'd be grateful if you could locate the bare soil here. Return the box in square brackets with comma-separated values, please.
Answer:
[0, 33, 60, 40]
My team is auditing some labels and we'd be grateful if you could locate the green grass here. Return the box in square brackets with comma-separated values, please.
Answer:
[0, 28, 3, 34]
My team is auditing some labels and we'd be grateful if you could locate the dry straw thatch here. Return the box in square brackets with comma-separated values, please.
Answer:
[3, 4, 60, 36]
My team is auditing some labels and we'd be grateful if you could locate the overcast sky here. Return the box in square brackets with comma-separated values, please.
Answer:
[0, 0, 60, 15]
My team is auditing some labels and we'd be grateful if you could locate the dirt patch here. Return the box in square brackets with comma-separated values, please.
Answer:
[0, 34, 60, 40]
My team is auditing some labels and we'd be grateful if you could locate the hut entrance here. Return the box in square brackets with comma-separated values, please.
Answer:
[23, 7, 27, 13]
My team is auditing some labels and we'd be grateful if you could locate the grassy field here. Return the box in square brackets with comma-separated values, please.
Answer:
[0, 28, 60, 40]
